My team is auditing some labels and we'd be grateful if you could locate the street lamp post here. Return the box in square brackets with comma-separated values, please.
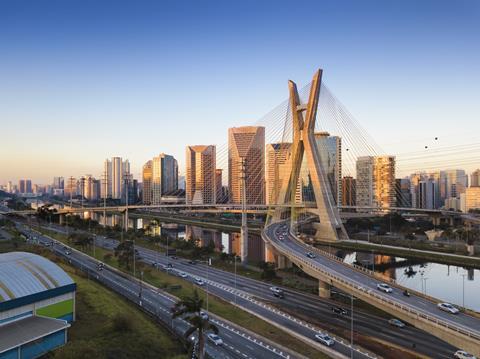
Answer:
[350, 294, 354, 359]
[461, 273, 466, 310]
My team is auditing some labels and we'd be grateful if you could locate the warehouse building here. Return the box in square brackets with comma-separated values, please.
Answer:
[0, 252, 76, 359]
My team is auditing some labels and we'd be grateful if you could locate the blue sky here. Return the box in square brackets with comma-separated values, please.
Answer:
[1, 0, 479, 183]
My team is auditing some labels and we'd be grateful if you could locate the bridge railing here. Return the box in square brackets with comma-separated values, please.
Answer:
[262, 225, 480, 342]
[287, 224, 397, 285]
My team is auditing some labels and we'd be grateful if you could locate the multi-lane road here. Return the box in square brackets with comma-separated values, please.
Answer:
[16, 223, 304, 359]
[264, 221, 480, 355]
[36, 222, 465, 358]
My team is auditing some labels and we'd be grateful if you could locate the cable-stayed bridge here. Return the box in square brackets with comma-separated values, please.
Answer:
[3, 68, 480, 354]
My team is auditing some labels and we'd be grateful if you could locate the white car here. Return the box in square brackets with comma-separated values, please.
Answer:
[306, 252, 316, 259]
[437, 302, 460, 314]
[454, 350, 477, 359]
[376, 283, 393, 293]
[178, 272, 188, 278]
[195, 278, 205, 286]
[207, 333, 223, 346]
[269, 286, 282, 294]
[315, 333, 335, 346]
[200, 311, 209, 321]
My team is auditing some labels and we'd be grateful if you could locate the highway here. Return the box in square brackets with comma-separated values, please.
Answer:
[264, 221, 480, 354]
[15, 224, 302, 359]
[39, 222, 462, 358]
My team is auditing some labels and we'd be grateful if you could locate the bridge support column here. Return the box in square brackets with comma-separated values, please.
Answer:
[264, 243, 275, 263]
[318, 280, 331, 299]
[275, 255, 292, 269]
[59, 214, 65, 225]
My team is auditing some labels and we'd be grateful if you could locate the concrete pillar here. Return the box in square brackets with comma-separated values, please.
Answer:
[264, 243, 275, 263]
[59, 214, 65, 225]
[275, 255, 292, 269]
[318, 280, 331, 298]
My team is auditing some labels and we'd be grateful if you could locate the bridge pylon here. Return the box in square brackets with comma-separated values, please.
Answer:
[273, 69, 348, 241]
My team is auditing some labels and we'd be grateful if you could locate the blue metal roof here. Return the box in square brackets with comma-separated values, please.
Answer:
[0, 252, 74, 303]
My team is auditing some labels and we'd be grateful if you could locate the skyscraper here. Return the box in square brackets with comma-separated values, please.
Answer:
[142, 160, 153, 205]
[266, 143, 292, 205]
[228, 126, 265, 205]
[342, 176, 356, 206]
[356, 156, 396, 208]
[396, 178, 411, 208]
[471, 169, 480, 187]
[185, 145, 216, 205]
[315, 132, 342, 205]
[215, 169, 223, 204]
[53, 177, 64, 190]
[439, 169, 467, 204]
[152, 153, 178, 204]
[102, 157, 130, 200]
[18, 180, 32, 194]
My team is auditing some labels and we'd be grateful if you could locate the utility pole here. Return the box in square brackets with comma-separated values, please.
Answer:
[102, 169, 107, 227]
[461, 273, 466, 310]
[240, 157, 248, 266]
[350, 294, 354, 359]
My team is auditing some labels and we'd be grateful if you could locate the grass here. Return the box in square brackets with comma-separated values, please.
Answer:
[35, 226, 328, 359]
[0, 240, 186, 359]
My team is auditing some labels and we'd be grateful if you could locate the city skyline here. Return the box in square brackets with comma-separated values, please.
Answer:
[1, 0, 480, 183]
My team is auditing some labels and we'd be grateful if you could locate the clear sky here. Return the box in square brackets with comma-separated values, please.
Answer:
[1, 0, 479, 184]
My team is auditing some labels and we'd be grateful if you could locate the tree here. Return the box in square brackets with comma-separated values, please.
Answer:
[258, 261, 277, 280]
[69, 232, 93, 251]
[114, 240, 134, 270]
[171, 290, 218, 359]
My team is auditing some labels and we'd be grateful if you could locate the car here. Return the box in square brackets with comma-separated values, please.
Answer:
[178, 272, 188, 278]
[195, 278, 205, 286]
[377, 283, 393, 293]
[388, 319, 405, 328]
[64, 249, 72, 255]
[97, 263, 104, 271]
[167, 263, 173, 268]
[151, 261, 158, 267]
[437, 302, 460, 314]
[188, 260, 197, 265]
[454, 350, 477, 359]
[274, 291, 284, 299]
[269, 286, 282, 293]
[306, 252, 316, 259]
[331, 307, 348, 315]
[315, 333, 335, 346]
[200, 311, 209, 321]
[207, 333, 223, 346]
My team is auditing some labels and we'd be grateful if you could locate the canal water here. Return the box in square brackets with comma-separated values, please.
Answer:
[87, 212, 480, 311]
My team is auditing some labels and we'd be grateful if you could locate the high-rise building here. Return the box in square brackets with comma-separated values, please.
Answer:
[439, 169, 467, 204]
[18, 180, 32, 194]
[142, 160, 153, 205]
[464, 187, 480, 212]
[64, 177, 77, 198]
[102, 157, 130, 200]
[6, 181, 12, 193]
[53, 177, 64, 190]
[471, 169, 480, 187]
[342, 176, 356, 206]
[265, 143, 292, 205]
[152, 153, 178, 205]
[82, 175, 100, 201]
[356, 156, 396, 208]
[185, 145, 216, 205]
[228, 126, 265, 205]
[418, 179, 438, 209]
[396, 178, 411, 208]
[315, 132, 342, 205]
[215, 169, 223, 204]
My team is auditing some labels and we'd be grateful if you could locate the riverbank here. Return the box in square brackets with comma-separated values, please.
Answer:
[314, 239, 480, 269]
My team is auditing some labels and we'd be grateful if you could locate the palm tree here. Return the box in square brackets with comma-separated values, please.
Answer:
[171, 290, 218, 359]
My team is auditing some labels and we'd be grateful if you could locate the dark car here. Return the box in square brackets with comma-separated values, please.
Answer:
[331, 307, 348, 315]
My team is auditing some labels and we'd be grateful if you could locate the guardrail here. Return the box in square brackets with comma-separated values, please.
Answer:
[263, 223, 480, 343]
